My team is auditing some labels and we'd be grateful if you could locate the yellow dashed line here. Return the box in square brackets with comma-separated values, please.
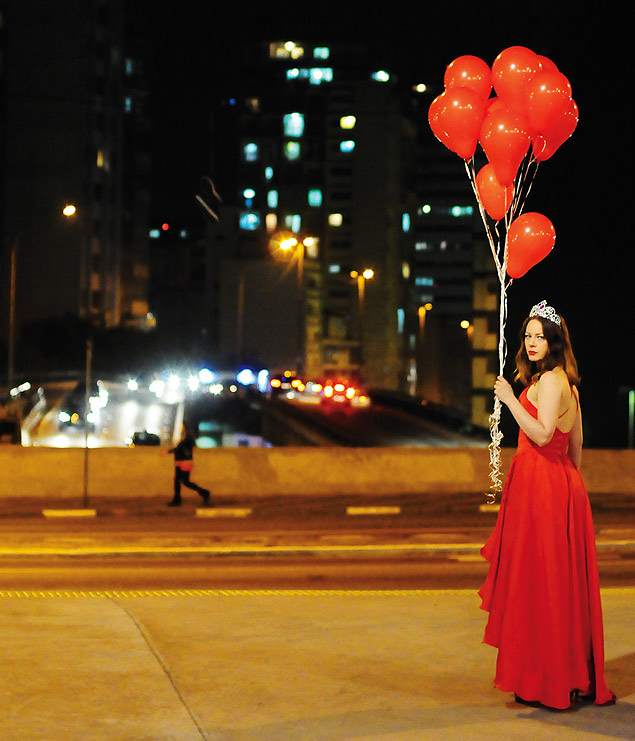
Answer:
[347, 506, 401, 515]
[0, 587, 632, 599]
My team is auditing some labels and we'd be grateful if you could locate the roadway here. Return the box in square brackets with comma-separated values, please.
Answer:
[16, 376, 485, 450]
[265, 394, 488, 447]
[1, 499, 633, 590]
[23, 380, 180, 448]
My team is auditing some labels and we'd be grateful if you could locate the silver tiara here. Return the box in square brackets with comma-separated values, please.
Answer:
[529, 300, 561, 326]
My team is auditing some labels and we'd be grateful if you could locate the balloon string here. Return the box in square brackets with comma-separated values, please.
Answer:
[468, 153, 536, 503]
[464, 160, 504, 280]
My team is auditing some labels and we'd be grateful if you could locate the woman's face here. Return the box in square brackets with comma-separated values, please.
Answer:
[524, 318, 549, 363]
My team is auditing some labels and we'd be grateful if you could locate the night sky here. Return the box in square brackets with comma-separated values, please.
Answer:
[147, 3, 632, 446]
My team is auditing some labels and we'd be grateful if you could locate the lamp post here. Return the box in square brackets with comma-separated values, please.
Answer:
[270, 232, 316, 375]
[7, 235, 19, 389]
[350, 268, 374, 370]
[63, 204, 92, 507]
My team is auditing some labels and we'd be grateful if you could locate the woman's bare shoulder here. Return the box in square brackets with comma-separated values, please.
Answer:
[536, 369, 570, 396]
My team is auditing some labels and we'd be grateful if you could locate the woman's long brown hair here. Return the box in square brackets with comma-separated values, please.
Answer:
[514, 315, 581, 387]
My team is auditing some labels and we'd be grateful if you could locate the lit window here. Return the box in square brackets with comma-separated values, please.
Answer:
[440, 240, 448, 250]
[96, 150, 104, 168]
[283, 112, 305, 137]
[264, 166, 274, 180]
[310, 68, 332, 84]
[305, 240, 319, 259]
[180, 229, 189, 239]
[124, 96, 133, 113]
[451, 205, 474, 217]
[244, 142, 259, 162]
[415, 242, 429, 251]
[284, 214, 301, 233]
[328, 264, 341, 274]
[421, 204, 431, 214]
[314, 47, 330, 59]
[266, 213, 278, 232]
[415, 277, 434, 287]
[125, 58, 134, 75]
[328, 213, 343, 227]
[239, 212, 260, 230]
[243, 188, 256, 200]
[414, 83, 428, 93]
[285, 41, 304, 58]
[284, 141, 301, 160]
[397, 308, 405, 334]
[267, 190, 278, 208]
[402, 262, 410, 279]
[270, 41, 304, 59]
[149, 229, 160, 239]
[286, 67, 333, 84]
[340, 115, 356, 130]
[402, 213, 411, 232]
[308, 189, 322, 207]
[371, 70, 390, 82]
[340, 140, 355, 153]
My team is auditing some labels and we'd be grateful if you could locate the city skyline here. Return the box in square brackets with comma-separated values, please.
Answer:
[147, 5, 631, 444]
[2, 4, 631, 446]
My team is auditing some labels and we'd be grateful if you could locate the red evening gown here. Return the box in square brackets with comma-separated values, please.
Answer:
[479, 387, 615, 709]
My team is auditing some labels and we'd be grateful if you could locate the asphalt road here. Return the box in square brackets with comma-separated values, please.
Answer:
[1, 504, 633, 591]
[28, 382, 178, 448]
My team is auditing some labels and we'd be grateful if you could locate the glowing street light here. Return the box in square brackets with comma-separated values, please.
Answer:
[62, 204, 77, 217]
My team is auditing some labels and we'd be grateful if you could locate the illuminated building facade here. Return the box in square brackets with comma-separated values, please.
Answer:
[215, 40, 418, 389]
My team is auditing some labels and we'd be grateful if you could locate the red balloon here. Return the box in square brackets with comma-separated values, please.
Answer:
[532, 98, 579, 161]
[492, 46, 541, 114]
[444, 55, 492, 100]
[479, 107, 532, 186]
[475, 164, 514, 221]
[537, 55, 559, 73]
[486, 96, 505, 114]
[506, 212, 556, 279]
[526, 71, 573, 133]
[428, 87, 486, 160]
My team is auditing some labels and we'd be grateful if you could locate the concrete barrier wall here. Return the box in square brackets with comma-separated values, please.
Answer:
[1, 447, 634, 500]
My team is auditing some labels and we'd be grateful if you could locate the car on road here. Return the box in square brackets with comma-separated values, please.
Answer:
[318, 380, 369, 409]
[268, 372, 305, 398]
[125, 429, 161, 447]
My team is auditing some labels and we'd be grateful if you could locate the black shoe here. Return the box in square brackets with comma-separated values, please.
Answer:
[167, 500, 181, 507]
[514, 694, 542, 708]
[201, 490, 210, 507]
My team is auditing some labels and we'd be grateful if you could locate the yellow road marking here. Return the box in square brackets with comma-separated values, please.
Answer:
[196, 508, 253, 518]
[347, 506, 401, 515]
[479, 503, 500, 512]
[1, 587, 632, 599]
[42, 509, 97, 518]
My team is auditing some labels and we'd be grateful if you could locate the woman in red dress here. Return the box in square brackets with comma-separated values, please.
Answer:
[479, 300, 615, 710]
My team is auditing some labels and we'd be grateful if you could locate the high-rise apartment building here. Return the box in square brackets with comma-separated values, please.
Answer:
[214, 39, 418, 389]
[0, 0, 152, 369]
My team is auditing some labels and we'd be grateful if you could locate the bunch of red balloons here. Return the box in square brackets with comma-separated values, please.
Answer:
[428, 46, 577, 278]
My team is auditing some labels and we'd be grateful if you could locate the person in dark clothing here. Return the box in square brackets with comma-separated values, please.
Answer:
[166, 424, 210, 507]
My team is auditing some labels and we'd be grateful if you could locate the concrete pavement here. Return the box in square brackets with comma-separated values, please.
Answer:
[1, 494, 633, 739]
[0, 588, 633, 740]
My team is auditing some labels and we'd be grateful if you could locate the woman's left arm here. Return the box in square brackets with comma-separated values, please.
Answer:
[494, 372, 560, 447]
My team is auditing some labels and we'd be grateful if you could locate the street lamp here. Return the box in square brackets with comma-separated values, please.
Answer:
[350, 268, 374, 369]
[350, 268, 374, 312]
[270, 232, 317, 375]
